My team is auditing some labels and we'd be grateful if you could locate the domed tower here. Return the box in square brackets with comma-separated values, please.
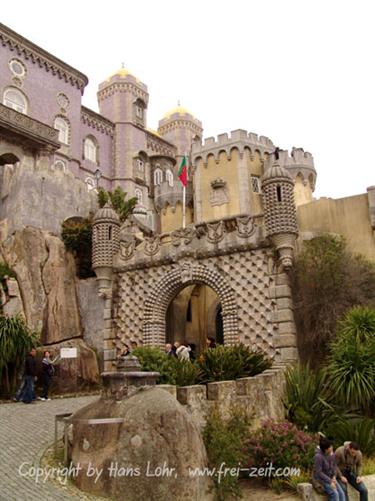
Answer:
[97, 67, 149, 184]
[261, 163, 298, 270]
[155, 106, 202, 232]
[158, 105, 203, 161]
[92, 202, 120, 294]
[97, 66, 149, 126]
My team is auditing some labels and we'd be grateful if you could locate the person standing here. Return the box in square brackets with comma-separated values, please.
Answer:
[21, 348, 37, 404]
[335, 441, 368, 501]
[39, 351, 59, 401]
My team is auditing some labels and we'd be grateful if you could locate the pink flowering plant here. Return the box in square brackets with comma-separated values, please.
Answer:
[244, 419, 317, 474]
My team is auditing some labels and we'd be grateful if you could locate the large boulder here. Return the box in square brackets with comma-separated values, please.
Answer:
[70, 387, 213, 501]
[0, 227, 82, 343]
[42, 338, 100, 393]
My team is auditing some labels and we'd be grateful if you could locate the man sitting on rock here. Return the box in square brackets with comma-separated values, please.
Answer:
[335, 441, 368, 501]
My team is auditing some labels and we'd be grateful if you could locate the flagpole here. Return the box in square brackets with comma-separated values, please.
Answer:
[182, 151, 187, 229]
[182, 184, 186, 229]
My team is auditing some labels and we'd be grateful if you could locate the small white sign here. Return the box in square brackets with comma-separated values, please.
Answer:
[60, 347, 77, 359]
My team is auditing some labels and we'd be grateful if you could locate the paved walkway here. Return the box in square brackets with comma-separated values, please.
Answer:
[0, 395, 98, 501]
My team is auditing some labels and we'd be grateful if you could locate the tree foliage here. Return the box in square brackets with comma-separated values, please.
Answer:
[61, 187, 137, 277]
[61, 217, 94, 278]
[0, 315, 39, 397]
[291, 234, 375, 365]
[97, 186, 137, 222]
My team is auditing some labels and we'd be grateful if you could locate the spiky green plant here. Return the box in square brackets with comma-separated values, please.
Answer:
[283, 364, 336, 432]
[197, 344, 271, 384]
[325, 416, 375, 456]
[328, 306, 375, 412]
[0, 315, 39, 396]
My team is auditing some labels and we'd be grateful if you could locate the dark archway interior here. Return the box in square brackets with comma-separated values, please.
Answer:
[166, 283, 223, 355]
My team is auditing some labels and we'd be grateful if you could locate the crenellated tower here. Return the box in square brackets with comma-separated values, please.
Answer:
[191, 129, 275, 223]
[265, 148, 317, 206]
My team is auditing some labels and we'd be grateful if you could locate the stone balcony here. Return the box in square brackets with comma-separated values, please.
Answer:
[0, 103, 60, 152]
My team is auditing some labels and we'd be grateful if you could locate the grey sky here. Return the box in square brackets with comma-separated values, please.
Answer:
[2, 0, 374, 199]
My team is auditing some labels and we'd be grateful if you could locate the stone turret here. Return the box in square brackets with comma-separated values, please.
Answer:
[261, 163, 298, 269]
[92, 202, 120, 294]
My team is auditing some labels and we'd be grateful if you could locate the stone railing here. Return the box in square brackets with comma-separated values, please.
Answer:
[159, 366, 285, 428]
[0, 103, 60, 150]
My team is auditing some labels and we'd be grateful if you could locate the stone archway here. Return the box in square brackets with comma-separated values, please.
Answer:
[143, 262, 238, 347]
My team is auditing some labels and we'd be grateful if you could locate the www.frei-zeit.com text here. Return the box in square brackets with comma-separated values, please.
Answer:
[18, 461, 301, 485]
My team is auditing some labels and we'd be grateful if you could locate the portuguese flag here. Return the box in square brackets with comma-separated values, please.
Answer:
[178, 156, 188, 187]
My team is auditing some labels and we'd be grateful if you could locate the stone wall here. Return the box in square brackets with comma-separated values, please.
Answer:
[160, 366, 286, 429]
[0, 150, 97, 237]
[77, 277, 105, 361]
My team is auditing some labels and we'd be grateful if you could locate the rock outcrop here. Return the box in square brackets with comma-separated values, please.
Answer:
[1, 226, 81, 343]
[70, 387, 213, 501]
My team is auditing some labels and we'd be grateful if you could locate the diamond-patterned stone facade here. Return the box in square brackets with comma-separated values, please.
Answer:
[113, 248, 277, 358]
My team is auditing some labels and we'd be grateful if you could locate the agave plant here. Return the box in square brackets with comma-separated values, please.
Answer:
[325, 416, 375, 456]
[0, 315, 39, 396]
[197, 344, 271, 384]
[328, 306, 375, 413]
[283, 364, 336, 432]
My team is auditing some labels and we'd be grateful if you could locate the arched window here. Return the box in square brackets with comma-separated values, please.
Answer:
[3, 88, 27, 114]
[135, 188, 143, 205]
[137, 159, 144, 171]
[134, 98, 145, 121]
[54, 117, 69, 145]
[166, 169, 174, 187]
[154, 168, 163, 186]
[54, 160, 66, 172]
[84, 137, 97, 163]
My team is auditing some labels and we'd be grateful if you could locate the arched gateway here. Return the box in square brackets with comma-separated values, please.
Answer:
[143, 263, 238, 347]
[92, 163, 300, 371]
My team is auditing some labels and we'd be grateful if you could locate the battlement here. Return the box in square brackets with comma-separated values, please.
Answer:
[192, 129, 274, 153]
[266, 147, 315, 170]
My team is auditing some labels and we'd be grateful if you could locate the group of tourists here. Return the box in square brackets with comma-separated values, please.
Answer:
[164, 336, 217, 360]
[14, 348, 59, 404]
[313, 438, 368, 501]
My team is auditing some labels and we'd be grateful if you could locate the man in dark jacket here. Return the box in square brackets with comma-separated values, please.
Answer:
[335, 441, 368, 501]
[313, 438, 346, 500]
[21, 348, 37, 404]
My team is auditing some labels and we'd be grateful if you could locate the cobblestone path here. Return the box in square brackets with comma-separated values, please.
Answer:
[0, 396, 98, 501]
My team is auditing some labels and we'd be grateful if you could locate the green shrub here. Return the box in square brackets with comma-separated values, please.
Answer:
[244, 420, 317, 474]
[132, 347, 175, 384]
[328, 306, 375, 412]
[291, 235, 375, 365]
[197, 344, 271, 384]
[203, 407, 252, 500]
[0, 315, 39, 396]
[283, 364, 336, 432]
[325, 417, 375, 456]
[61, 217, 94, 278]
[168, 357, 201, 387]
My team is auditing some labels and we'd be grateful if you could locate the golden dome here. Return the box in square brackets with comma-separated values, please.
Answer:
[107, 66, 132, 81]
[163, 105, 194, 119]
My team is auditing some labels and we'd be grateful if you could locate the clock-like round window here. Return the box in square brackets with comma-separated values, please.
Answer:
[57, 93, 70, 110]
[9, 59, 26, 77]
